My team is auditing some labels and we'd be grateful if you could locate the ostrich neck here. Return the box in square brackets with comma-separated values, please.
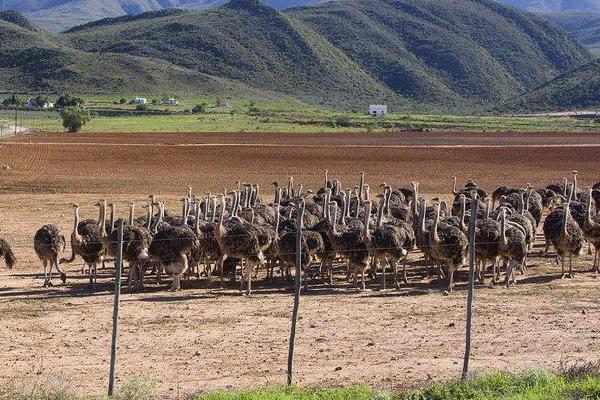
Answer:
[99, 204, 107, 237]
[586, 193, 595, 229]
[274, 205, 280, 241]
[501, 213, 508, 246]
[562, 204, 569, 238]
[376, 201, 384, 228]
[420, 202, 426, 234]
[411, 185, 418, 215]
[358, 174, 365, 205]
[452, 177, 457, 195]
[109, 207, 115, 232]
[459, 200, 466, 231]
[384, 189, 390, 216]
[73, 207, 81, 240]
[431, 208, 441, 245]
[129, 206, 134, 226]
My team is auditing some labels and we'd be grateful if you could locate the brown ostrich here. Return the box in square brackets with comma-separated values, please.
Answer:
[34, 224, 67, 287]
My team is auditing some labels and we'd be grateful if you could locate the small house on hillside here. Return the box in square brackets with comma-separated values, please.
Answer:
[219, 99, 230, 107]
[133, 97, 147, 105]
[368, 104, 387, 116]
[163, 98, 179, 105]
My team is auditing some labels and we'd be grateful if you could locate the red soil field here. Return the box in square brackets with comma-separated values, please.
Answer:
[0, 131, 598, 398]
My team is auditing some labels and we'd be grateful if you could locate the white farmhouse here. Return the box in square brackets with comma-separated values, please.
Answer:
[368, 104, 388, 116]
[163, 98, 179, 105]
[133, 97, 147, 105]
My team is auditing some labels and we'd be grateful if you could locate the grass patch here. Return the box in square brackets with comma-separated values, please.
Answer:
[1, 369, 600, 399]
[194, 385, 386, 400]
[3, 107, 600, 134]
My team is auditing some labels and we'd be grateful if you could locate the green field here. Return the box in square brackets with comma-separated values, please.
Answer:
[3, 369, 600, 400]
[3, 105, 600, 134]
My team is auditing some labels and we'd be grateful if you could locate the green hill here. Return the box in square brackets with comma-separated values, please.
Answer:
[545, 12, 600, 55]
[288, 0, 591, 110]
[0, 12, 293, 99]
[63, 0, 396, 107]
[501, 58, 600, 112]
[0, 0, 593, 111]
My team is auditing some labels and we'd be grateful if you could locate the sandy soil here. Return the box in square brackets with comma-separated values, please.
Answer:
[0, 131, 598, 398]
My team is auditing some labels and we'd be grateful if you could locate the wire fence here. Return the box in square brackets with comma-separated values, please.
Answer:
[1, 197, 591, 397]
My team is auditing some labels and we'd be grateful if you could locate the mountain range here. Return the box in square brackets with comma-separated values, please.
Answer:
[0, 0, 591, 112]
[0, 0, 326, 31]
[496, 0, 600, 13]
[3, 0, 600, 32]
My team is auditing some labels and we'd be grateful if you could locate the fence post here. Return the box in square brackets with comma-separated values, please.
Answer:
[287, 206, 303, 386]
[108, 220, 124, 396]
[462, 199, 478, 380]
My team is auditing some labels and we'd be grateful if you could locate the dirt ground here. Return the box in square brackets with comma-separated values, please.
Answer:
[0, 131, 599, 398]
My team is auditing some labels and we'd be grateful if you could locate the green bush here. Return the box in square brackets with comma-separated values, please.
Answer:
[135, 103, 150, 111]
[332, 115, 352, 127]
[192, 104, 206, 114]
[59, 106, 91, 132]
[55, 95, 84, 108]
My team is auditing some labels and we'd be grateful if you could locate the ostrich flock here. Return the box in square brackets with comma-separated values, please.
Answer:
[1, 170, 600, 295]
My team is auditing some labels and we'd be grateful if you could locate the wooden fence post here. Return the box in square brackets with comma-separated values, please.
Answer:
[108, 220, 124, 396]
[287, 206, 303, 386]
[462, 199, 478, 380]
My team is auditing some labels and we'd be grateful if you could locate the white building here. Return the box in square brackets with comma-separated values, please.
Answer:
[163, 98, 179, 105]
[133, 97, 147, 105]
[368, 104, 388, 116]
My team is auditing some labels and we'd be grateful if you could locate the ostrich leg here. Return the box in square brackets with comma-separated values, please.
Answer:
[380, 257, 386, 289]
[42, 259, 49, 287]
[47, 260, 54, 286]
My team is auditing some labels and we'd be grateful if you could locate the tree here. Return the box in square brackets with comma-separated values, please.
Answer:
[1, 95, 23, 108]
[119, 98, 127, 104]
[60, 107, 91, 132]
[192, 104, 206, 114]
[136, 103, 150, 111]
[55, 95, 84, 108]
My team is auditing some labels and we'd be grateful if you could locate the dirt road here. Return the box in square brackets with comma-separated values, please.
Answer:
[0, 131, 598, 398]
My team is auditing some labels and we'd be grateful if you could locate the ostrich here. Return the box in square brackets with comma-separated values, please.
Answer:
[61, 203, 104, 284]
[367, 197, 411, 289]
[583, 187, 600, 273]
[106, 203, 153, 291]
[328, 200, 370, 290]
[429, 201, 468, 293]
[148, 221, 196, 291]
[498, 209, 527, 287]
[545, 197, 584, 278]
[276, 199, 324, 290]
[453, 177, 488, 200]
[34, 224, 67, 287]
[415, 197, 436, 277]
[0, 238, 16, 269]
[213, 195, 265, 295]
[474, 200, 501, 284]
[492, 185, 520, 209]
